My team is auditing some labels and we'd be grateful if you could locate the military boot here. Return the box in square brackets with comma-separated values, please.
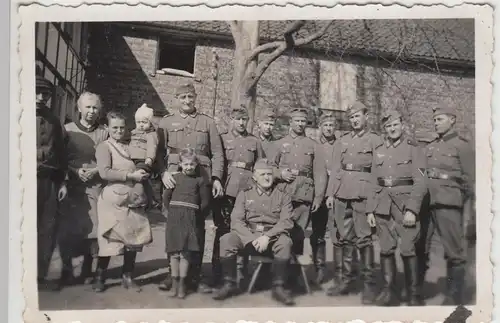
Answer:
[415, 252, 429, 301]
[212, 256, 239, 300]
[328, 244, 356, 296]
[326, 245, 343, 296]
[442, 263, 465, 305]
[271, 259, 295, 306]
[92, 268, 106, 293]
[360, 245, 377, 305]
[402, 256, 425, 306]
[314, 244, 327, 285]
[158, 255, 173, 291]
[375, 254, 399, 306]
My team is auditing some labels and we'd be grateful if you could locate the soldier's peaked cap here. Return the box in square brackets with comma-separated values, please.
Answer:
[261, 109, 277, 121]
[289, 108, 308, 119]
[381, 110, 402, 127]
[432, 107, 456, 118]
[231, 106, 249, 119]
[319, 112, 335, 124]
[254, 158, 275, 170]
[346, 101, 368, 117]
[36, 75, 53, 91]
[175, 83, 196, 96]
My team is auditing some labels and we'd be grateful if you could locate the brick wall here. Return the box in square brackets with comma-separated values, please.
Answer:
[86, 23, 475, 143]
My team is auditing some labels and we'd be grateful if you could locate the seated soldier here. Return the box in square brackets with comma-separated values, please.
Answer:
[212, 158, 295, 306]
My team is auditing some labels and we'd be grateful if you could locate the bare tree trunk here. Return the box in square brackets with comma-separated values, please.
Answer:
[230, 21, 259, 131]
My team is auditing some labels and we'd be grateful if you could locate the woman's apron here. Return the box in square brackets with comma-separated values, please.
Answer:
[97, 141, 152, 257]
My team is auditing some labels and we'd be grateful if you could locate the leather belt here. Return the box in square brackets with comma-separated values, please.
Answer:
[377, 177, 414, 187]
[289, 169, 312, 178]
[426, 168, 464, 184]
[341, 163, 371, 173]
[229, 161, 253, 171]
[168, 146, 209, 157]
[248, 222, 274, 233]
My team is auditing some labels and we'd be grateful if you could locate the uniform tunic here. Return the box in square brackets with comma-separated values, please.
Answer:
[327, 129, 382, 248]
[367, 136, 427, 257]
[272, 133, 327, 227]
[95, 139, 152, 256]
[259, 133, 276, 160]
[36, 105, 68, 280]
[163, 172, 210, 253]
[424, 131, 475, 264]
[220, 184, 294, 260]
[59, 121, 108, 243]
[157, 110, 224, 182]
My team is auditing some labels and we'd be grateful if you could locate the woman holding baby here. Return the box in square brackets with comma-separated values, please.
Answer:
[93, 110, 154, 293]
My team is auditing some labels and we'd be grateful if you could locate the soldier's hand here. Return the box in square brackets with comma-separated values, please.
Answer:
[162, 171, 176, 189]
[311, 200, 321, 213]
[281, 169, 295, 182]
[254, 236, 270, 253]
[403, 210, 416, 227]
[212, 180, 224, 198]
[58, 183, 68, 201]
[77, 168, 90, 182]
[326, 196, 335, 209]
[367, 213, 376, 227]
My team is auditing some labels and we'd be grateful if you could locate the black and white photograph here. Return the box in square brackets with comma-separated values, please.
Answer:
[14, 2, 493, 323]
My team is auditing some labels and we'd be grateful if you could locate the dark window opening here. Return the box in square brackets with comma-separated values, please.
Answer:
[157, 39, 195, 74]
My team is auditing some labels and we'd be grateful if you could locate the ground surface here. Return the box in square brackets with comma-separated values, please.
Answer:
[39, 211, 476, 309]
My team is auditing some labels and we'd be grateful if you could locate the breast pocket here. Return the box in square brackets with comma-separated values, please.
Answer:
[225, 145, 235, 161]
[168, 127, 184, 147]
[302, 148, 314, 166]
[194, 124, 209, 151]
[244, 146, 257, 163]
[279, 145, 291, 165]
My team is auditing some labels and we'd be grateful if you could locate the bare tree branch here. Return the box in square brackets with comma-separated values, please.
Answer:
[294, 21, 333, 46]
[246, 41, 282, 63]
[284, 20, 306, 46]
[245, 43, 288, 91]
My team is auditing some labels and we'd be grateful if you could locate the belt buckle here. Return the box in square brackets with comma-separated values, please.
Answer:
[385, 178, 394, 187]
[327, 170, 331, 176]
[441, 174, 449, 180]
[345, 164, 353, 171]
[236, 162, 245, 168]
[291, 169, 299, 176]
[256, 224, 264, 232]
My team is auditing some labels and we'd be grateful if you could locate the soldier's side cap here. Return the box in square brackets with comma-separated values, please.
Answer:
[381, 110, 402, 127]
[261, 109, 277, 121]
[36, 75, 53, 90]
[289, 108, 308, 119]
[319, 112, 335, 124]
[432, 107, 456, 118]
[346, 101, 368, 117]
[231, 106, 249, 119]
[175, 83, 196, 96]
[254, 158, 275, 170]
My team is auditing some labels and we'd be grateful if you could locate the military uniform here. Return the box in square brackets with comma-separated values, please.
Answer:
[272, 109, 327, 256]
[214, 159, 295, 305]
[367, 111, 427, 306]
[212, 108, 265, 283]
[326, 101, 381, 303]
[423, 107, 475, 305]
[258, 109, 278, 158]
[36, 75, 68, 289]
[157, 83, 224, 291]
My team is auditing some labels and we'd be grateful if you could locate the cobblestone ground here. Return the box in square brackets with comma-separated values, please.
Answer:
[39, 211, 476, 310]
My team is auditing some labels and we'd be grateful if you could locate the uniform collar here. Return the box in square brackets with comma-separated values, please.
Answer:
[439, 131, 458, 142]
[260, 133, 274, 142]
[255, 185, 273, 196]
[231, 128, 248, 138]
[351, 128, 366, 138]
[385, 136, 402, 148]
[320, 134, 336, 145]
[289, 130, 305, 139]
[179, 109, 198, 119]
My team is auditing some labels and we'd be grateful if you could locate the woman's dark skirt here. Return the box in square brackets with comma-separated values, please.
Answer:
[165, 205, 201, 253]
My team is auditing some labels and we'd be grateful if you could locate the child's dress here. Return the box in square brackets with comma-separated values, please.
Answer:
[163, 172, 210, 253]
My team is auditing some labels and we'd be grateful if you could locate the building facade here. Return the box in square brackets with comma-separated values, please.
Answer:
[35, 22, 90, 123]
[85, 20, 475, 141]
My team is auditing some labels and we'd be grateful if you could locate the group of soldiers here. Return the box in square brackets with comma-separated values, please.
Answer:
[155, 83, 474, 307]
